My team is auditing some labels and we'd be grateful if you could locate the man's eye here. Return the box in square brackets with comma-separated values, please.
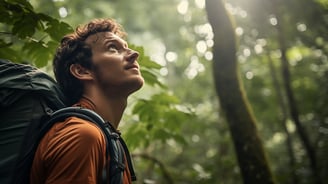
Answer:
[108, 44, 119, 51]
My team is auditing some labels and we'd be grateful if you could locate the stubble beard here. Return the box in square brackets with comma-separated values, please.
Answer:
[92, 64, 144, 98]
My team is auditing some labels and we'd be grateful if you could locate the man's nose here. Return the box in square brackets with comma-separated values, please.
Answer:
[126, 49, 139, 63]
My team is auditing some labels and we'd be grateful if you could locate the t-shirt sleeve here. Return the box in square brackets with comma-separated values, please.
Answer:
[38, 117, 107, 184]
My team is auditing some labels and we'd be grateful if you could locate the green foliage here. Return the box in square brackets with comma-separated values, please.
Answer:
[39, 14, 72, 42]
[0, 0, 72, 66]
[316, 0, 328, 8]
[126, 92, 192, 149]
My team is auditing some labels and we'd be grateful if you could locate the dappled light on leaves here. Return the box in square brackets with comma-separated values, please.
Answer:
[269, 16, 278, 26]
[235, 27, 244, 36]
[177, 0, 188, 15]
[184, 56, 205, 79]
[165, 51, 177, 62]
[58, 7, 68, 18]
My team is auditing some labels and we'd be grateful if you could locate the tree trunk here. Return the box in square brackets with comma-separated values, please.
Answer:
[267, 52, 298, 184]
[271, 1, 320, 184]
[205, 0, 276, 183]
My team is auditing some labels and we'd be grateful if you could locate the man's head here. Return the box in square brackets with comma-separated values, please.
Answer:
[53, 18, 144, 105]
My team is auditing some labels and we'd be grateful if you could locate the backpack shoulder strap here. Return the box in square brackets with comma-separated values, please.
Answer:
[39, 107, 134, 184]
[118, 137, 137, 181]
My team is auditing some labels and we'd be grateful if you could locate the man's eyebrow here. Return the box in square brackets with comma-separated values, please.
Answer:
[104, 38, 128, 47]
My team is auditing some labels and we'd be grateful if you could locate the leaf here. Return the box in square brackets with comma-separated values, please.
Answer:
[172, 134, 188, 145]
[22, 40, 57, 67]
[130, 44, 162, 69]
[0, 44, 22, 62]
[12, 12, 38, 38]
[140, 68, 165, 88]
[0, 3, 11, 23]
[153, 128, 171, 142]
[133, 99, 159, 123]
[8, 0, 34, 11]
[139, 54, 162, 69]
[152, 92, 180, 105]
[38, 13, 73, 41]
[123, 123, 149, 150]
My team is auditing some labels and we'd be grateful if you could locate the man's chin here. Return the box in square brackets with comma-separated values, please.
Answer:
[132, 78, 144, 91]
[125, 77, 144, 95]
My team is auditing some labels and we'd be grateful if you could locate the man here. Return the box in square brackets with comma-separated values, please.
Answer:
[30, 18, 144, 184]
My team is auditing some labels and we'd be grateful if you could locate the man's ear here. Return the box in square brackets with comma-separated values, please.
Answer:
[69, 64, 93, 80]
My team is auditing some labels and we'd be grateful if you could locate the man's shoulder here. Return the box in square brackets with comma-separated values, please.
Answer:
[37, 116, 106, 158]
[62, 116, 105, 141]
[41, 116, 105, 147]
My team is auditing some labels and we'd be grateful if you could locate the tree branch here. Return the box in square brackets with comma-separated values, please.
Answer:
[132, 153, 174, 184]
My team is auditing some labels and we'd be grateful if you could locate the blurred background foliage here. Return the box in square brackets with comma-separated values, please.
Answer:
[1, 0, 328, 183]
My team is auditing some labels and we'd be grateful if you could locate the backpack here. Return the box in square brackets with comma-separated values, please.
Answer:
[0, 59, 136, 184]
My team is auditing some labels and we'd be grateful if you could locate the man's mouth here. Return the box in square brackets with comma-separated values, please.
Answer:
[125, 64, 139, 70]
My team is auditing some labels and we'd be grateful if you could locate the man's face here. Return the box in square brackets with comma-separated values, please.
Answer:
[85, 32, 144, 96]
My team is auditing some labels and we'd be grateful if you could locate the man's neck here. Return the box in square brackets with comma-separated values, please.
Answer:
[83, 92, 127, 129]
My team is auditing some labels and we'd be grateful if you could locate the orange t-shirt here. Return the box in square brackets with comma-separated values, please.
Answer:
[30, 98, 133, 184]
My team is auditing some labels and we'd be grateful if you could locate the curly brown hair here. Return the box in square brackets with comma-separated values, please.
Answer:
[53, 18, 126, 105]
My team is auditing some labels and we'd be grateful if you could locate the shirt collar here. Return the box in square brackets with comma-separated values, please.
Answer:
[73, 96, 97, 111]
